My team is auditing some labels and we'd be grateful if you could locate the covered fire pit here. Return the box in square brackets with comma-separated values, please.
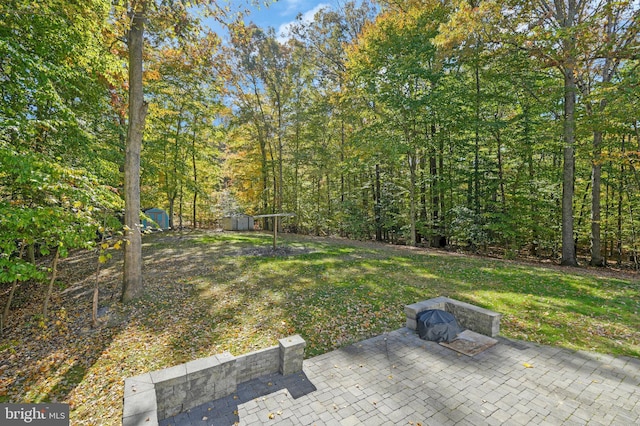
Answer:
[406, 297, 502, 356]
[417, 309, 462, 343]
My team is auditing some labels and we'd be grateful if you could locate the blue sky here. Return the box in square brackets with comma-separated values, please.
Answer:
[204, 0, 337, 41]
[244, 0, 332, 36]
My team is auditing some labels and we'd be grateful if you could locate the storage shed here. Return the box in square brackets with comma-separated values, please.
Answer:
[221, 214, 254, 231]
[143, 208, 170, 230]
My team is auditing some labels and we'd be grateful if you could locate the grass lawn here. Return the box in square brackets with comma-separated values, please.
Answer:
[1, 230, 638, 424]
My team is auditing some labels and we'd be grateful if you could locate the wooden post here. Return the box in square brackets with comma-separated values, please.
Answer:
[253, 213, 294, 251]
[273, 216, 278, 249]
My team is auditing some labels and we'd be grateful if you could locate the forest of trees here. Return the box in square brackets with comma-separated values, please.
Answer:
[1, 0, 639, 312]
[225, 0, 639, 268]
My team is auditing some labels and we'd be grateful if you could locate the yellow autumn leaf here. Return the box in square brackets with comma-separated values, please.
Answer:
[523, 362, 534, 368]
[98, 255, 108, 264]
[101, 243, 109, 250]
[113, 240, 122, 250]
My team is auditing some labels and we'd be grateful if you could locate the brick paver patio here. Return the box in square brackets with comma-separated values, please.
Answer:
[161, 328, 640, 425]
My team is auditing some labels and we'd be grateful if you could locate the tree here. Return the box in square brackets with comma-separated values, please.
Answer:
[120, 0, 148, 302]
[115, 0, 228, 301]
[1, 0, 126, 325]
[144, 31, 223, 228]
[346, 0, 447, 246]
[584, 3, 639, 266]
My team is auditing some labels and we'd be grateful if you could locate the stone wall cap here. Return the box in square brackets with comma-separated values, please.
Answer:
[217, 351, 235, 362]
[124, 373, 154, 398]
[185, 354, 219, 375]
[122, 388, 157, 417]
[279, 335, 306, 348]
[150, 363, 187, 385]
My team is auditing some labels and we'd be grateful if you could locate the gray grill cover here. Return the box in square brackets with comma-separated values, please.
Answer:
[417, 309, 462, 343]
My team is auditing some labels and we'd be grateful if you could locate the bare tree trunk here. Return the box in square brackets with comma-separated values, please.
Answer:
[293, 120, 300, 230]
[590, 130, 604, 266]
[554, 0, 579, 266]
[418, 153, 426, 244]
[617, 135, 625, 265]
[604, 161, 611, 264]
[168, 196, 176, 229]
[27, 244, 35, 264]
[277, 101, 283, 215]
[628, 196, 638, 270]
[2, 243, 26, 335]
[191, 123, 198, 229]
[43, 246, 60, 321]
[92, 243, 104, 329]
[122, 2, 148, 302]
[375, 164, 382, 241]
[179, 182, 184, 230]
[560, 63, 578, 266]
[408, 151, 417, 247]
[473, 51, 481, 215]
[589, 12, 618, 265]
[495, 126, 506, 210]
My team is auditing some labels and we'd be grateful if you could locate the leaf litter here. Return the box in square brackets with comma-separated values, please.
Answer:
[0, 230, 638, 424]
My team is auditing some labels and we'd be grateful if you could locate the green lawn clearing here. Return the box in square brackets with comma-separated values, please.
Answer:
[1, 230, 638, 424]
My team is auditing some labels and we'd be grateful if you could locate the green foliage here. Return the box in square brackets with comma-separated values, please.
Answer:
[0, 143, 123, 283]
[222, 0, 639, 264]
[449, 206, 489, 249]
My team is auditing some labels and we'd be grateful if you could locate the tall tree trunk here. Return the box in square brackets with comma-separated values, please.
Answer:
[617, 135, 625, 265]
[473, 50, 481, 215]
[171, 108, 185, 229]
[495, 125, 506, 211]
[252, 85, 270, 216]
[178, 181, 184, 230]
[418, 154, 427, 244]
[375, 164, 382, 241]
[604, 161, 611, 264]
[43, 246, 60, 321]
[439, 135, 446, 246]
[293, 118, 300, 230]
[628, 196, 638, 270]
[430, 138, 444, 247]
[522, 100, 538, 256]
[559, 0, 578, 266]
[277, 103, 283, 214]
[326, 173, 331, 218]
[590, 130, 604, 266]
[27, 244, 35, 264]
[590, 18, 616, 265]
[340, 131, 345, 198]
[191, 122, 198, 229]
[122, 3, 148, 302]
[268, 135, 277, 218]
[92, 230, 105, 328]
[560, 68, 577, 265]
[2, 243, 26, 334]
[408, 150, 417, 247]
[168, 196, 176, 229]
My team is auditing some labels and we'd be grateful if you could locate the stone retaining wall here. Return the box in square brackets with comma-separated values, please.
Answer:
[122, 335, 306, 426]
[405, 296, 502, 337]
